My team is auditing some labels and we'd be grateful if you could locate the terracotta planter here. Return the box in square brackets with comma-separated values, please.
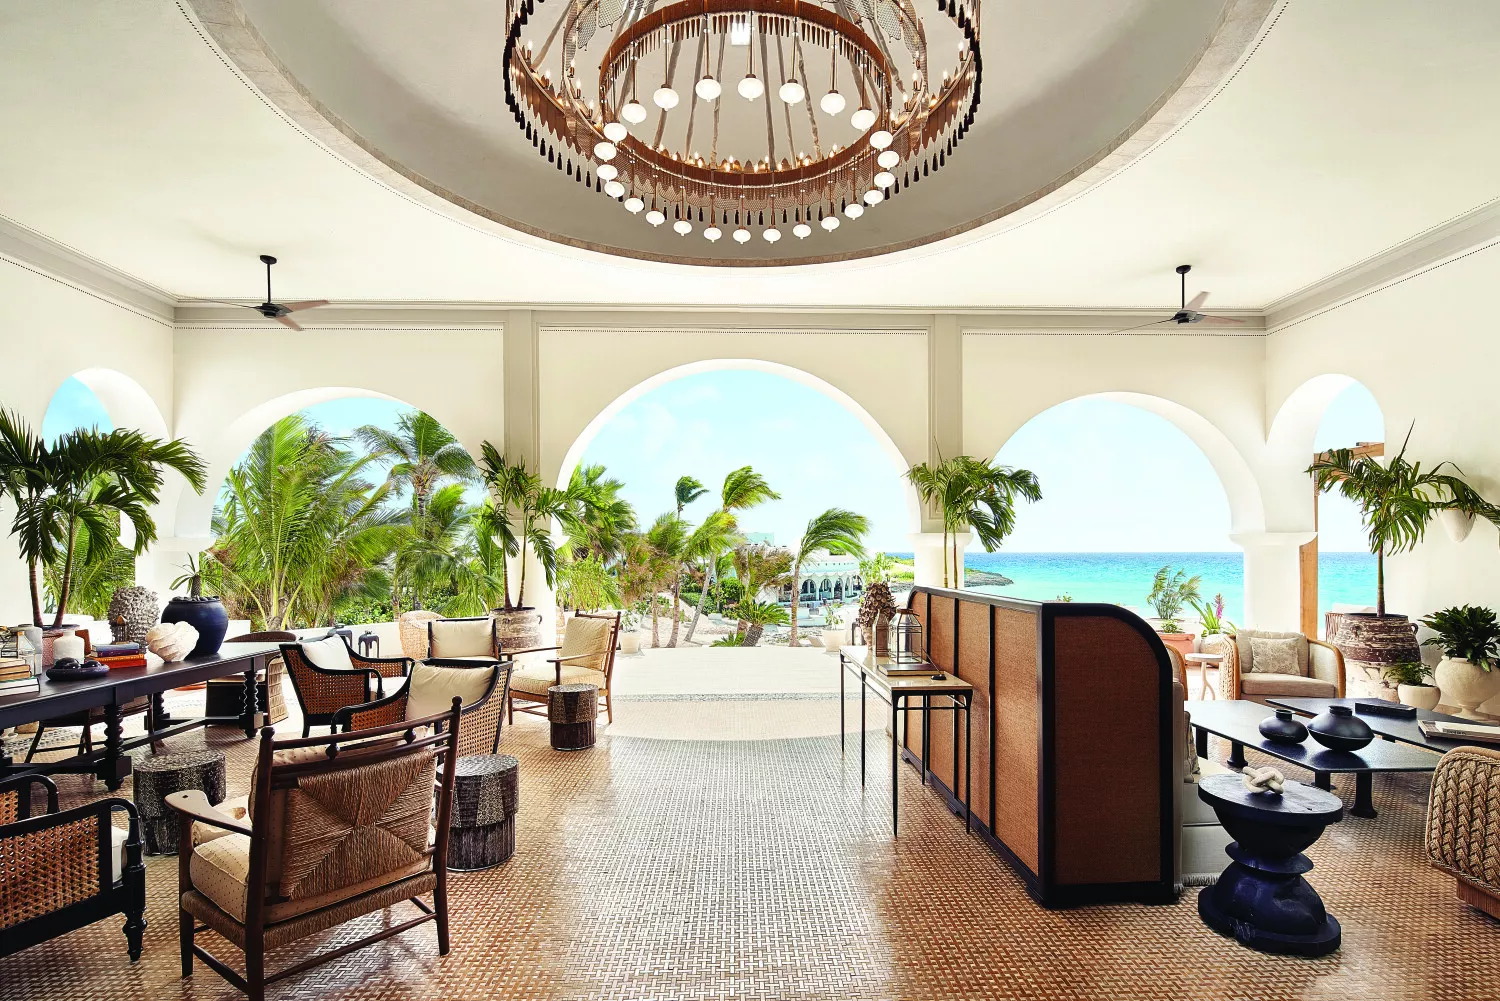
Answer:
[1397, 683, 1441, 711]
[1332, 612, 1421, 699]
[490, 607, 544, 653]
[1157, 632, 1196, 662]
[1434, 656, 1500, 720]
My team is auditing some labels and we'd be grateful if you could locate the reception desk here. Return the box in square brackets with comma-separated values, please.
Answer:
[901, 586, 1176, 907]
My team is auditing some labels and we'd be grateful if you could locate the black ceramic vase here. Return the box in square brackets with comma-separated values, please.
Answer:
[1307, 705, 1374, 752]
[1259, 709, 1309, 745]
[161, 596, 229, 659]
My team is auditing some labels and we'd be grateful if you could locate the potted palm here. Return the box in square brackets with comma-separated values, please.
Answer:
[1381, 661, 1440, 711]
[1421, 605, 1500, 719]
[906, 454, 1041, 589]
[1147, 565, 1202, 661]
[820, 601, 846, 652]
[1309, 428, 1500, 690]
[479, 443, 577, 651]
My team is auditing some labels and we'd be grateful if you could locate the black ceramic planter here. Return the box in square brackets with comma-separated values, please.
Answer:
[1308, 705, 1374, 752]
[1259, 709, 1308, 745]
[161, 596, 229, 658]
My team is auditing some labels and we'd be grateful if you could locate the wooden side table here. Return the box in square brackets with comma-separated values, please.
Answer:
[548, 683, 598, 750]
[449, 753, 519, 870]
[1185, 652, 1223, 700]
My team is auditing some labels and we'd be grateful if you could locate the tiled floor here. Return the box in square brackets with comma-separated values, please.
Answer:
[4, 692, 1499, 1001]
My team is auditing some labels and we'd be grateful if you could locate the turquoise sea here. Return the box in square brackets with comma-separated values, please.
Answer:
[887, 551, 1376, 627]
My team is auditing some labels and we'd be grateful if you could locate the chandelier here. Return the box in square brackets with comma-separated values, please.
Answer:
[504, 0, 981, 247]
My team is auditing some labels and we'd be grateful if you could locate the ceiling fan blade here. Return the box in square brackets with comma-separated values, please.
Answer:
[1103, 317, 1174, 336]
[1199, 314, 1246, 326]
[1185, 291, 1209, 311]
[280, 300, 330, 312]
[275, 315, 303, 331]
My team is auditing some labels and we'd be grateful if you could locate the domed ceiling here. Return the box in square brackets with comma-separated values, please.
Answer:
[218, 0, 1241, 265]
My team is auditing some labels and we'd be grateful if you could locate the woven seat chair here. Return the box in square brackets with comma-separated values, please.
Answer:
[334, 660, 513, 758]
[280, 633, 413, 736]
[1426, 745, 1500, 919]
[1217, 628, 1345, 703]
[167, 704, 463, 1000]
[427, 616, 501, 663]
[0, 773, 146, 960]
[507, 611, 621, 723]
[207, 630, 297, 725]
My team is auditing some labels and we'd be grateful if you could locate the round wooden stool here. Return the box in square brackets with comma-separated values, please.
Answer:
[448, 753, 520, 871]
[548, 683, 598, 751]
[133, 747, 227, 855]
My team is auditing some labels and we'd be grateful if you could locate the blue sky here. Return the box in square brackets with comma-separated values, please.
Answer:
[42, 372, 1382, 553]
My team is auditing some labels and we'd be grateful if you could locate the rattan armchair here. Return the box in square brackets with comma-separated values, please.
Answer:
[0, 773, 146, 961]
[508, 610, 621, 723]
[1217, 629, 1346, 703]
[334, 660, 513, 758]
[167, 704, 462, 1000]
[280, 636, 413, 736]
[1426, 745, 1500, 919]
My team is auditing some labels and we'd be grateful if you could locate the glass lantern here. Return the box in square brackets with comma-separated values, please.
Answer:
[891, 608, 925, 665]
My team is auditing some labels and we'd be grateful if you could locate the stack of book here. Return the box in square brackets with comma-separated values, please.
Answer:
[95, 642, 147, 669]
[1419, 719, 1500, 746]
[0, 655, 38, 695]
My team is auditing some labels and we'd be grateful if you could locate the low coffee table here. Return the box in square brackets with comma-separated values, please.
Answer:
[1265, 697, 1487, 754]
[1188, 700, 1441, 818]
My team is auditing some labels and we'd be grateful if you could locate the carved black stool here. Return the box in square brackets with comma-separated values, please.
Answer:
[133, 747, 227, 855]
[448, 753, 519, 871]
[548, 683, 598, 751]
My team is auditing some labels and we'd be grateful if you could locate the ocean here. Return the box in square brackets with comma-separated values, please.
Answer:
[885, 551, 1376, 626]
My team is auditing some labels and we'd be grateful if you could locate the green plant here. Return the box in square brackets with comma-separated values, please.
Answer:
[733, 598, 790, 647]
[1382, 661, 1434, 687]
[479, 443, 577, 610]
[1147, 565, 1202, 634]
[42, 508, 134, 620]
[1188, 593, 1236, 636]
[355, 410, 478, 518]
[1055, 593, 1073, 603]
[824, 601, 844, 628]
[1309, 427, 1500, 616]
[906, 454, 1041, 589]
[171, 553, 204, 597]
[859, 551, 897, 585]
[786, 507, 869, 646]
[683, 466, 778, 643]
[1420, 605, 1500, 670]
[557, 554, 622, 612]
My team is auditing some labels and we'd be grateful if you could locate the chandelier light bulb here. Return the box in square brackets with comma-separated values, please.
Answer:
[844, 202, 864, 219]
[594, 140, 617, 161]
[624, 196, 645, 213]
[819, 90, 846, 116]
[850, 106, 876, 130]
[704, 225, 723, 242]
[821, 215, 840, 231]
[863, 189, 884, 205]
[763, 227, 782, 242]
[602, 121, 628, 143]
[596, 163, 618, 181]
[621, 101, 648, 124]
[646, 209, 666, 226]
[673, 219, 693, 235]
[778, 80, 806, 105]
[793, 222, 812, 239]
[738, 73, 764, 100]
[732, 227, 751, 243]
[652, 86, 680, 110]
[695, 75, 722, 101]
[869, 130, 893, 150]
[603, 179, 626, 198]
[877, 150, 900, 169]
[874, 171, 896, 188]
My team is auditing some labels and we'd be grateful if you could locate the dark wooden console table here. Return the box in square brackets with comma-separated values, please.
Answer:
[0, 644, 279, 790]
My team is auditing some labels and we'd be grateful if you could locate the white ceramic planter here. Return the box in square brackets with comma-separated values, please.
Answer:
[1433, 656, 1500, 720]
[1397, 683, 1441, 711]
[620, 631, 642, 656]
[1441, 507, 1476, 543]
[821, 628, 844, 652]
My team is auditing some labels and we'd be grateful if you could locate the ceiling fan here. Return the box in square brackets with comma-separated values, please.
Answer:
[190, 255, 329, 331]
[1111, 265, 1246, 333]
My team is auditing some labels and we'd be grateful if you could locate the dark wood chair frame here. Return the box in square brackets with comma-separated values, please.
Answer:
[426, 616, 501, 660]
[23, 697, 154, 764]
[333, 659, 514, 758]
[279, 637, 413, 737]
[167, 703, 462, 1001]
[0, 773, 147, 960]
[506, 610, 621, 724]
[207, 631, 298, 725]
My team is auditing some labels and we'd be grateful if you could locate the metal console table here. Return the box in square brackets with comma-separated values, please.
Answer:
[839, 644, 973, 837]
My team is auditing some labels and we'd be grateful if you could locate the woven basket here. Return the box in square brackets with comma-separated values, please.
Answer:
[398, 610, 442, 660]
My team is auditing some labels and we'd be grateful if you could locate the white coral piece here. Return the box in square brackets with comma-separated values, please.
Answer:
[145, 621, 199, 662]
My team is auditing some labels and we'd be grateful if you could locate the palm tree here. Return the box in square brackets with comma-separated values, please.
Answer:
[684, 466, 780, 642]
[907, 455, 1041, 588]
[355, 410, 477, 519]
[479, 443, 577, 609]
[634, 512, 690, 647]
[728, 544, 794, 645]
[786, 508, 869, 646]
[1309, 427, 1500, 616]
[0, 409, 53, 625]
[565, 463, 637, 566]
[444, 499, 510, 616]
[390, 482, 474, 614]
[669, 509, 740, 646]
[42, 507, 134, 620]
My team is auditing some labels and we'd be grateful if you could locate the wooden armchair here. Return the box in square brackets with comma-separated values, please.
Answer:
[334, 660, 512, 758]
[167, 705, 462, 1000]
[280, 634, 413, 736]
[1218, 628, 1345, 703]
[507, 611, 621, 723]
[0, 773, 146, 961]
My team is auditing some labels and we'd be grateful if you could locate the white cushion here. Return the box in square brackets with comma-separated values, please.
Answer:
[560, 616, 614, 673]
[511, 663, 607, 697]
[1238, 672, 1339, 698]
[109, 824, 127, 883]
[300, 635, 354, 672]
[1236, 629, 1309, 676]
[405, 662, 495, 721]
[429, 618, 496, 659]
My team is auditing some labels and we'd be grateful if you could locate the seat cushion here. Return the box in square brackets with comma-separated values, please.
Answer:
[1239, 672, 1338, 698]
[109, 824, 127, 883]
[405, 662, 496, 721]
[1236, 629, 1308, 677]
[511, 663, 607, 697]
[560, 616, 614, 673]
[1249, 636, 1302, 676]
[300, 635, 354, 672]
[429, 618, 495, 659]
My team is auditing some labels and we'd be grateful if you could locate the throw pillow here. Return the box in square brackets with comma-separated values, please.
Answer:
[405, 662, 497, 721]
[300, 635, 354, 672]
[1249, 636, 1302, 676]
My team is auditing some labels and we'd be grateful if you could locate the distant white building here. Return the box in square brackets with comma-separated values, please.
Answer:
[776, 551, 863, 605]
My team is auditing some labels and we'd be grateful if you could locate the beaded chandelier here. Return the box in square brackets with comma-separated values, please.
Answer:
[504, 0, 981, 246]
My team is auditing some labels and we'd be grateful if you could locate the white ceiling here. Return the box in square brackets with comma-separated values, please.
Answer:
[0, 0, 1497, 309]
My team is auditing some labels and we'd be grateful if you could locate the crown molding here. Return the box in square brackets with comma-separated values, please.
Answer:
[0, 214, 176, 324]
[1265, 197, 1500, 332]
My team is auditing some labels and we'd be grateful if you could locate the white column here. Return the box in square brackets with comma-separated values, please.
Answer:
[1232, 531, 1315, 632]
[502, 309, 557, 642]
[909, 531, 971, 589]
[920, 315, 966, 587]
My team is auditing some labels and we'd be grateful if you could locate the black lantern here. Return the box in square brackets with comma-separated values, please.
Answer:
[891, 608, 925, 665]
[358, 630, 381, 659]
